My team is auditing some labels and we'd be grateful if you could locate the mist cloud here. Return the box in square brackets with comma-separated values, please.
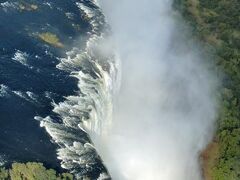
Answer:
[96, 0, 218, 179]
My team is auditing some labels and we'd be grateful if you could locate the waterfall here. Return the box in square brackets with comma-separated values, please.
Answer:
[35, 1, 119, 179]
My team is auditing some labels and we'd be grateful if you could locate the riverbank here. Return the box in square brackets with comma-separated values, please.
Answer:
[174, 0, 240, 179]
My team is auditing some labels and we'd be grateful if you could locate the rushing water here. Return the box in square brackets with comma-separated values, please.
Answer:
[0, 0, 117, 179]
[36, 1, 120, 178]
[0, 0, 217, 179]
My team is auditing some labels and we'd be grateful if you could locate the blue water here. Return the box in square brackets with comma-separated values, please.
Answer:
[0, 1, 106, 177]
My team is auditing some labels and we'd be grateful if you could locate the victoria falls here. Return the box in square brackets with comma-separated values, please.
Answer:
[0, 0, 239, 180]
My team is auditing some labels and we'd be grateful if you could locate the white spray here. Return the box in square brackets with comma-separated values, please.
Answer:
[95, 0, 218, 180]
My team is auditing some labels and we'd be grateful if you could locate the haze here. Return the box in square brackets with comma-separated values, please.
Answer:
[96, 0, 218, 179]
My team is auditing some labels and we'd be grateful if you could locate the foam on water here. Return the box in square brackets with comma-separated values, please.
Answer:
[43, 2, 53, 9]
[36, 1, 119, 179]
[0, 84, 40, 104]
[0, 84, 11, 98]
[12, 50, 30, 67]
[0, 155, 6, 167]
[0, 1, 18, 12]
[13, 91, 40, 105]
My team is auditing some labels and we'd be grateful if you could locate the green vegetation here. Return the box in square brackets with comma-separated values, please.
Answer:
[38, 32, 64, 48]
[0, 162, 73, 180]
[0, 168, 9, 180]
[174, 0, 240, 179]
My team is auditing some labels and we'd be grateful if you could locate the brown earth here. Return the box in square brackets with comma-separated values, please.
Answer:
[200, 139, 219, 180]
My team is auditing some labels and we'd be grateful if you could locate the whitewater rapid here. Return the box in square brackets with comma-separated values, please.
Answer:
[35, 1, 119, 179]
[34, 0, 217, 179]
